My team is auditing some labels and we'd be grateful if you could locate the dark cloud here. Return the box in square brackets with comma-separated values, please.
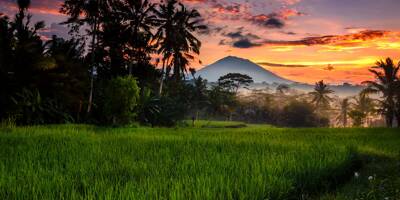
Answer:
[282, 31, 297, 35]
[247, 9, 304, 29]
[233, 38, 261, 48]
[225, 31, 243, 39]
[263, 17, 285, 29]
[220, 29, 262, 48]
[224, 30, 260, 40]
[323, 64, 335, 71]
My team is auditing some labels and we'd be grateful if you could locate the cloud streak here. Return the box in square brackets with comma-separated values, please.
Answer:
[257, 62, 310, 67]
[263, 30, 394, 46]
[220, 30, 400, 50]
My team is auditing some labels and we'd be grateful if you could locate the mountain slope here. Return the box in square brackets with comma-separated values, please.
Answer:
[197, 56, 293, 84]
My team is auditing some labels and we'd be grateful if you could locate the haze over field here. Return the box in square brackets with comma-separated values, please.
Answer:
[1, 0, 400, 84]
[197, 56, 364, 97]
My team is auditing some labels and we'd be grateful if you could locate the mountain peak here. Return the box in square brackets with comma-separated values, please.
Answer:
[220, 56, 250, 62]
[197, 56, 293, 84]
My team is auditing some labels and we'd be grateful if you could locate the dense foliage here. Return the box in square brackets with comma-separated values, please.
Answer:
[103, 76, 140, 125]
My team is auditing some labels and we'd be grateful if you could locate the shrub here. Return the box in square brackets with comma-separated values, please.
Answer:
[137, 88, 161, 127]
[104, 76, 140, 125]
[280, 100, 329, 127]
[10, 88, 73, 125]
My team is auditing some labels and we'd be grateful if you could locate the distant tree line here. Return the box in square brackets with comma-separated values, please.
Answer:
[227, 59, 400, 128]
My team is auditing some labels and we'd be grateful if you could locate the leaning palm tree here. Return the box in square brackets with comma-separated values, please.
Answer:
[154, 0, 207, 94]
[336, 98, 350, 127]
[309, 80, 334, 112]
[363, 58, 399, 127]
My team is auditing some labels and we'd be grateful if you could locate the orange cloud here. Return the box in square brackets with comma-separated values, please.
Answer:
[263, 30, 396, 46]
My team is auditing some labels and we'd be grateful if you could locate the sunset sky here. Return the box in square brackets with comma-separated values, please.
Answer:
[1, 0, 400, 84]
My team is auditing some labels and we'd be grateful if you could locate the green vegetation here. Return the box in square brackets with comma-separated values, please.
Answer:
[0, 124, 398, 199]
[103, 76, 140, 125]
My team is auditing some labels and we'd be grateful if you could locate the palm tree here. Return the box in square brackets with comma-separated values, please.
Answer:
[363, 58, 399, 127]
[116, 0, 158, 69]
[309, 80, 334, 112]
[61, 0, 105, 113]
[349, 92, 376, 127]
[154, 0, 206, 94]
[17, 0, 30, 11]
[154, 0, 177, 95]
[336, 98, 350, 127]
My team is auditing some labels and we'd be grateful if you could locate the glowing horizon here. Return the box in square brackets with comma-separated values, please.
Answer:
[1, 0, 400, 84]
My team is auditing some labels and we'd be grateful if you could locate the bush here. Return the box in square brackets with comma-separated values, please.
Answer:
[280, 100, 329, 127]
[104, 76, 140, 125]
[10, 88, 73, 125]
[137, 88, 161, 127]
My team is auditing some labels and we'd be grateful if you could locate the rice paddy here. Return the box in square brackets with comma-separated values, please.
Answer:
[0, 124, 399, 199]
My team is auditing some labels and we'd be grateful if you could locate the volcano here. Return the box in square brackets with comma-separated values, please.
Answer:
[196, 56, 293, 84]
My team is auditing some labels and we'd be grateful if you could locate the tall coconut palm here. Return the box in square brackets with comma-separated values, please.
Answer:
[363, 58, 399, 127]
[336, 98, 350, 127]
[17, 0, 31, 11]
[309, 80, 334, 112]
[115, 0, 158, 68]
[154, 0, 206, 95]
[61, 0, 105, 113]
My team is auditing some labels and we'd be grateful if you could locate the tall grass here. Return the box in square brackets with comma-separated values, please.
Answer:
[0, 125, 398, 199]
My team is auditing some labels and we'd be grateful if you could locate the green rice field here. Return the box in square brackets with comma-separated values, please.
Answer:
[0, 123, 399, 199]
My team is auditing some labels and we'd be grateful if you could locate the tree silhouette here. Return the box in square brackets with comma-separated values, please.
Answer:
[117, 0, 158, 67]
[336, 98, 350, 127]
[218, 73, 254, 95]
[61, 0, 105, 113]
[309, 80, 334, 112]
[363, 58, 399, 127]
[276, 84, 290, 95]
[349, 92, 376, 127]
[154, 0, 207, 94]
[17, 0, 31, 10]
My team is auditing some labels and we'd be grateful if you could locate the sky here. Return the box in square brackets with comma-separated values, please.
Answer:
[1, 0, 400, 84]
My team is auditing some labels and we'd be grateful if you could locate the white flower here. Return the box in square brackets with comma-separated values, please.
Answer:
[384, 197, 389, 200]
[368, 176, 374, 180]
[354, 172, 359, 178]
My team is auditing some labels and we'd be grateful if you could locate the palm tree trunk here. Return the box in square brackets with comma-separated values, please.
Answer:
[395, 109, 400, 127]
[158, 59, 166, 96]
[87, 19, 98, 114]
[386, 112, 393, 128]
